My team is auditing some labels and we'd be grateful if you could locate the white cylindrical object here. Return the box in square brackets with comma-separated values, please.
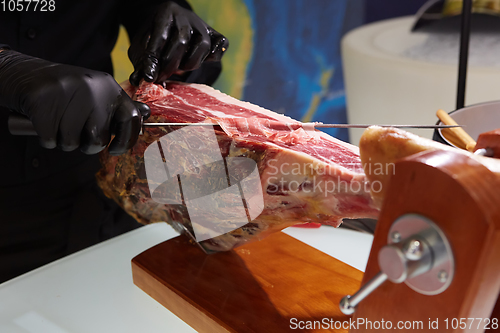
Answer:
[342, 16, 500, 145]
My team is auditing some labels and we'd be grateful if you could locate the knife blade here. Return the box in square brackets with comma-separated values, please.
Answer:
[7, 113, 462, 136]
[142, 122, 461, 129]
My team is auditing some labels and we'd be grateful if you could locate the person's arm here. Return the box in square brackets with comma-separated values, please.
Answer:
[0, 50, 150, 155]
[121, 0, 228, 86]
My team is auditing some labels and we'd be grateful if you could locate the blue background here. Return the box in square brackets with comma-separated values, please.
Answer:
[236, 0, 427, 142]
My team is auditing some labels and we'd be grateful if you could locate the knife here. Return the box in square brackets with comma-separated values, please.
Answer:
[143, 123, 461, 129]
[7, 113, 461, 136]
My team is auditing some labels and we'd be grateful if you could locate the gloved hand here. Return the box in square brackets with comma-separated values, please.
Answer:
[128, 1, 228, 86]
[0, 50, 150, 155]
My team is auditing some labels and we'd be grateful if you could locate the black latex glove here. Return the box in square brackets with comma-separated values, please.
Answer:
[128, 1, 228, 86]
[0, 50, 151, 155]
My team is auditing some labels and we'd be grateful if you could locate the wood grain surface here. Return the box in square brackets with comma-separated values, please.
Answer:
[132, 231, 363, 333]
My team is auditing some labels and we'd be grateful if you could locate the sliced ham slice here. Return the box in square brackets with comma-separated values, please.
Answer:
[216, 117, 320, 146]
[97, 82, 379, 252]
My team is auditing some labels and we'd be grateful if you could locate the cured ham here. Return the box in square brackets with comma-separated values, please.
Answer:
[97, 82, 379, 252]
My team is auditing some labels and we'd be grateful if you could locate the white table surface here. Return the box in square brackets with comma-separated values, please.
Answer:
[0, 223, 373, 333]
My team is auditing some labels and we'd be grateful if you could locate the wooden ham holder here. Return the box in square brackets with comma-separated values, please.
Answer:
[132, 150, 500, 332]
[354, 150, 500, 332]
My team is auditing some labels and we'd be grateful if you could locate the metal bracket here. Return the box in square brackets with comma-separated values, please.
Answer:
[388, 214, 454, 295]
[340, 213, 454, 315]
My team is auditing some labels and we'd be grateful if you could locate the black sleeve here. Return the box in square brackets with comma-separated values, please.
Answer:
[0, 44, 11, 50]
[120, 0, 192, 42]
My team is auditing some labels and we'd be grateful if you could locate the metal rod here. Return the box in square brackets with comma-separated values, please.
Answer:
[456, 0, 472, 110]
[348, 272, 388, 308]
[339, 272, 388, 314]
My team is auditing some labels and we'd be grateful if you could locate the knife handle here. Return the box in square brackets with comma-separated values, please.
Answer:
[8, 114, 37, 136]
[8, 113, 146, 136]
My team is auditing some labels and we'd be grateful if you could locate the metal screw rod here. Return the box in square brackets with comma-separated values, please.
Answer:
[339, 272, 388, 315]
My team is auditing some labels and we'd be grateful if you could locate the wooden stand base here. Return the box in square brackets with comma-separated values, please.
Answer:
[132, 232, 362, 333]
